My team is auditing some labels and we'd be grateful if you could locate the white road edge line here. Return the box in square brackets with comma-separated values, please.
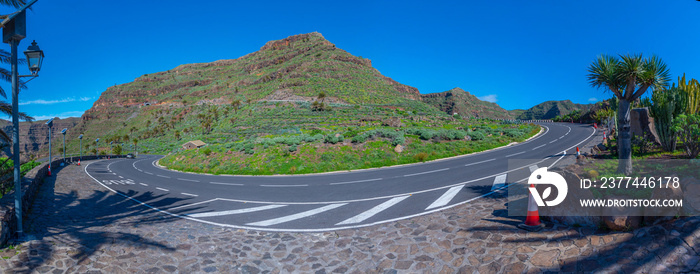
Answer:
[403, 168, 449, 177]
[464, 158, 496, 167]
[490, 174, 507, 191]
[330, 178, 382, 185]
[188, 204, 286, 218]
[156, 187, 169, 192]
[246, 203, 347, 227]
[426, 185, 464, 210]
[181, 193, 198, 197]
[337, 196, 409, 225]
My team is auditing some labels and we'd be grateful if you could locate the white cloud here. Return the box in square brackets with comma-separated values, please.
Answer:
[30, 111, 85, 121]
[19, 97, 93, 106]
[478, 94, 498, 103]
[588, 97, 598, 102]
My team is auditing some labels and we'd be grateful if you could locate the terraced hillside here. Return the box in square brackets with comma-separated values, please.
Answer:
[421, 88, 512, 119]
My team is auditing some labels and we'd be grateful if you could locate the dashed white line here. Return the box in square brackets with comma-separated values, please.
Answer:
[426, 185, 464, 210]
[337, 196, 409, 225]
[403, 168, 449, 177]
[490, 174, 507, 191]
[260, 184, 308, 187]
[246, 203, 347, 227]
[532, 144, 546, 150]
[156, 187, 169, 192]
[144, 172, 153, 175]
[188, 204, 286, 218]
[505, 151, 526, 158]
[157, 175, 170, 178]
[549, 139, 558, 144]
[118, 176, 123, 179]
[181, 193, 198, 197]
[330, 178, 382, 185]
[140, 183, 148, 186]
[210, 182, 244, 186]
[464, 158, 496, 167]
[177, 178, 200, 182]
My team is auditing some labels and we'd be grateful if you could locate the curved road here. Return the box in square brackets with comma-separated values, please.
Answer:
[84, 122, 597, 232]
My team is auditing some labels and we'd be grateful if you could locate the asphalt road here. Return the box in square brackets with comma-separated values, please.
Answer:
[84, 122, 597, 232]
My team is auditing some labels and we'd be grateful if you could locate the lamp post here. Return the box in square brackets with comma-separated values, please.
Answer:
[95, 138, 99, 157]
[78, 134, 83, 161]
[46, 118, 53, 175]
[60, 128, 67, 165]
[2, 0, 43, 239]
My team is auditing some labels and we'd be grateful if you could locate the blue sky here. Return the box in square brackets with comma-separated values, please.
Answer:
[2, 0, 699, 120]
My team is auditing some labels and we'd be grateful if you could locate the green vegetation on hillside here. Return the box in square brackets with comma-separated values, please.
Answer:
[160, 121, 539, 175]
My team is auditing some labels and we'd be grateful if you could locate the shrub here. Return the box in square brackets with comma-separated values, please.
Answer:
[414, 152, 429, 162]
[289, 145, 297, 152]
[673, 114, 700, 158]
[419, 130, 434, 140]
[324, 134, 343, 144]
[467, 132, 485, 141]
[202, 147, 212, 156]
[392, 135, 406, 146]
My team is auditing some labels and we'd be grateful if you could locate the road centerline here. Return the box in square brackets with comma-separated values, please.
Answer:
[330, 178, 382, 185]
[403, 168, 449, 177]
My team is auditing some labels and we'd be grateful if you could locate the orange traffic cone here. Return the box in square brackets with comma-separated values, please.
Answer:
[576, 147, 580, 157]
[47, 164, 51, 176]
[518, 184, 545, 231]
[77, 159, 81, 166]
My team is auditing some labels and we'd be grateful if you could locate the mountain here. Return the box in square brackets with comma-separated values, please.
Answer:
[20, 32, 521, 158]
[421, 88, 512, 119]
[513, 100, 594, 120]
[0, 117, 80, 161]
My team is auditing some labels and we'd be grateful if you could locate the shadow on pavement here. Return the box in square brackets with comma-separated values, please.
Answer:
[13, 164, 204, 272]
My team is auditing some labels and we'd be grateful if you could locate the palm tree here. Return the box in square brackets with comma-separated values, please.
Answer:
[588, 54, 670, 174]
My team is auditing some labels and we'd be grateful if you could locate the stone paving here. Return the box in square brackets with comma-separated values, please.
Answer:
[0, 160, 699, 273]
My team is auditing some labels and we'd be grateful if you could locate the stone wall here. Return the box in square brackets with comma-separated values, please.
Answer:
[0, 155, 124, 246]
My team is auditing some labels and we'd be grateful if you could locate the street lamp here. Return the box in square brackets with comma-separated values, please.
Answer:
[46, 118, 53, 176]
[95, 138, 99, 157]
[1, 0, 42, 239]
[78, 134, 83, 164]
[60, 128, 67, 166]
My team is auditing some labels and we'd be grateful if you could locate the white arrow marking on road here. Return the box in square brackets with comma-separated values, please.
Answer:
[336, 196, 410, 225]
[246, 203, 347, 227]
[188, 204, 287, 218]
[426, 185, 464, 210]
[491, 174, 507, 191]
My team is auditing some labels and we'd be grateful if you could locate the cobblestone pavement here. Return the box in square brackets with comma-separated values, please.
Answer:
[0, 160, 698, 273]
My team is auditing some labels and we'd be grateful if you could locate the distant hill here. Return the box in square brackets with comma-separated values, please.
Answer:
[421, 88, 512, 119]
[513, 100, 594, 120]
[0, 117, 80, 161]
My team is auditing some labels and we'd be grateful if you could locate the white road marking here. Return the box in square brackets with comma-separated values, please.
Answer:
[330, 178, 383, 185]
[156, 187, 169, 192]
[505, 151, 526, 158]
[403, 168, 449, 177]
[181, 193, 198, 197]
[531, 144, 546, 150]
[157, 175, 170, 178]
[169, 198, 218, 211]
[464, 158, 496, 167]
[177, 178, 200, 182]
[549, 139, 558, 144]
[210, 182, 244, 186]
[529, 165, 539, 173]
[188, 205, 286, 218]
[144, 172, 153, 175]
[490, 174, 507, 191]
[337, 196, 410, 225]
[426, 185, 464, 210]
[118, 176, 123, 179]
[140, 183, 148, 186]
[260, 184, 308, 187]
[246, 203, 347, 227]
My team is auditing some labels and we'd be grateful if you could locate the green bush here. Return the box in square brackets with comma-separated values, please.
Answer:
[289, 145, 297, 152]
[468, 132, 485, 141]
[414, 152, 429, 162]
[202, 147, 212, 156]
[673, 114, 700, 158]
